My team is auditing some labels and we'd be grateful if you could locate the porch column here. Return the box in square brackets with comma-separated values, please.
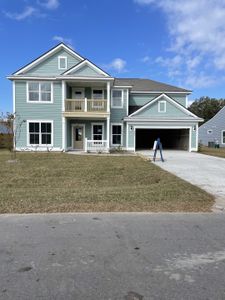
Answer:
[106, 116, 110, 151]
[107, 81, 110, 112]
[62, 117, 67, 151]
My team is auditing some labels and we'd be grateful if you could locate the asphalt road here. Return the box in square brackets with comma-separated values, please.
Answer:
[1, 213, 225, 300]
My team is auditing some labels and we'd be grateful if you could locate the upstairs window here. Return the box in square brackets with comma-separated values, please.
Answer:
[58, 56, 67, 70]
[92, 89, 104, 100]
[27, 82, 52, 103]
[112, 90, 123, 108]
[158, 100, 166, 113]
[28, 121, 52, 146]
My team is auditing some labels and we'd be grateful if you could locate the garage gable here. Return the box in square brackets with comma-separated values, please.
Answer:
[129, 94, 197, 119]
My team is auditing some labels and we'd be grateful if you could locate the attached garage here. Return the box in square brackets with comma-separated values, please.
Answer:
[135, 128, 190, 151]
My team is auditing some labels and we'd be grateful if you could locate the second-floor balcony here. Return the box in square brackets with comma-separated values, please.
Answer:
[65, 98, 107, 113]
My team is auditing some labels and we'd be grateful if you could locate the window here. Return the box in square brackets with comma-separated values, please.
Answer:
[28, 121, 52, 146]
[73, 88, 84, 99]
[92, 124, 104, 141]
[92, 89, 104, 100]
[111, 124, 122, 146]
[112, 90, 123, 108]
[207, 129, 213, 134]
[27, 82, 52, 103]
[58, 56, 67, 70]
[222, 131, 225, 144]
[158, 100, 166, 113]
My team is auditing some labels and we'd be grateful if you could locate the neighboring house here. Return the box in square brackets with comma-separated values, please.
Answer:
[7, 43, 202, 152]
[199, 106, 225, 147]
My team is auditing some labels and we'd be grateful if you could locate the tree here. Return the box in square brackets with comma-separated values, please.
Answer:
[189, 97, 225, 123]
[0, 112, 25, 160]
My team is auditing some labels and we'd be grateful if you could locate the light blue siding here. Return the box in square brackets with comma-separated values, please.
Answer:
[15, 81, 62, 148]
[69, 64, 105, 77]
[133, 98, 188, 118]
[130, 93, 186, 107]
[24, 49, 81, 76]
[110, 89, 128, 148]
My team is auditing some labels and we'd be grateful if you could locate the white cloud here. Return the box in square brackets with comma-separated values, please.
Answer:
[37, 0, 59, 10]
[105, 58, 127, 73]
[141, 55, 150, 63]
[3, 6, 38, 21]
[134, 0, 225, 89]
[52, 36, 74, 49]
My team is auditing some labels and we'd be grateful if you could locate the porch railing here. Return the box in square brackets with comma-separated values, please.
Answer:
[85, 139, 108, 152]
[65, 99, 107, 112]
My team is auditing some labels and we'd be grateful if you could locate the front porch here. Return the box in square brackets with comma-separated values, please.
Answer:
[64, 118, 110, 153]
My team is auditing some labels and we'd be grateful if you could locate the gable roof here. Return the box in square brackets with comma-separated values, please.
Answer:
[62, 59, 111, 77]
[114, 78, 191, 93]
[128, 94, 201, 119]
[13, 43, 84, 75]
[199, 105, 225, 127]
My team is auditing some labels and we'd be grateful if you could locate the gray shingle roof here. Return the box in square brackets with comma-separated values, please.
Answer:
[114, 78, 191, 93]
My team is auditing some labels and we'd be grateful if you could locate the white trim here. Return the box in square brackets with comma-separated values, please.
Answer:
[58, 56, 67, 70]
[111, 89, 124, 108]
[27, 120, 54, 147]
[111, 123, 123, 146]
[221, 130, 225, 145]
[132, 125, 193, 152]
[62, 117, 65, 151]
[62, 81, 65, 111]
[129, 93, 199, 119]
[124, 118, 202, 122]
[126, 89, 129, 116]
[158, 100, 166, 113]
[107, 117, 110, 149]
[13, 81, 15, 113]
[8, 76, 115, 81]
[14, 43, 83, 75]
[72, 87, 85, 99]
[113, 85, 133, 88]
[130, 91, 191, 94]
[91, 122, 105, 141]
[126, 123, 129, 149]
[63, 60, 110, 77]
[107, 81, 110, 113]
[196, 124, 199, 151]
[26, 81, 53, 103]
[71, 124, 86, 150]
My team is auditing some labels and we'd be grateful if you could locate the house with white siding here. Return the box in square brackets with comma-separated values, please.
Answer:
[7, 43, 203, 152]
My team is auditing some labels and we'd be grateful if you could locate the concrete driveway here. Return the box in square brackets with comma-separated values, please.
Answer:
[1, 213, 225, 300]
[138, 150, 225, 210]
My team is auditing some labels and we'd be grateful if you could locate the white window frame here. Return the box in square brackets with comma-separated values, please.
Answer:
[91, 122, 105, 142]
[111, 123, 123, 146]
[221, 130, 225, 144]
[26, 81, 53, 103]
[58, 56, 67, 70]
[111, 89, 124, 108]
[72, 88, 85, 99]
[27, 120, 53, 147]
[207, 129, 213, 134]
[158, 100, 166, 113]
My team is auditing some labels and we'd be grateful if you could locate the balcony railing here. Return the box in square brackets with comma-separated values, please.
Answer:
[65, 99, 107, 113]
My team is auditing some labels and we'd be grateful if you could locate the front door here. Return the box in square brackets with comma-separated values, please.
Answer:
[73, 125, 84, 150]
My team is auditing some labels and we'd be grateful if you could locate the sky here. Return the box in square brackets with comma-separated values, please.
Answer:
[1, 0, 225, 113]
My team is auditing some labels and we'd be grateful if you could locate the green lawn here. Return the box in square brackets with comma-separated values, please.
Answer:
[199, 146, 225, 158]
[0, 150, 214, 213]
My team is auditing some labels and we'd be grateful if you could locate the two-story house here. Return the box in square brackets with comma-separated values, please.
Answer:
[8, 43, 202, 152]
